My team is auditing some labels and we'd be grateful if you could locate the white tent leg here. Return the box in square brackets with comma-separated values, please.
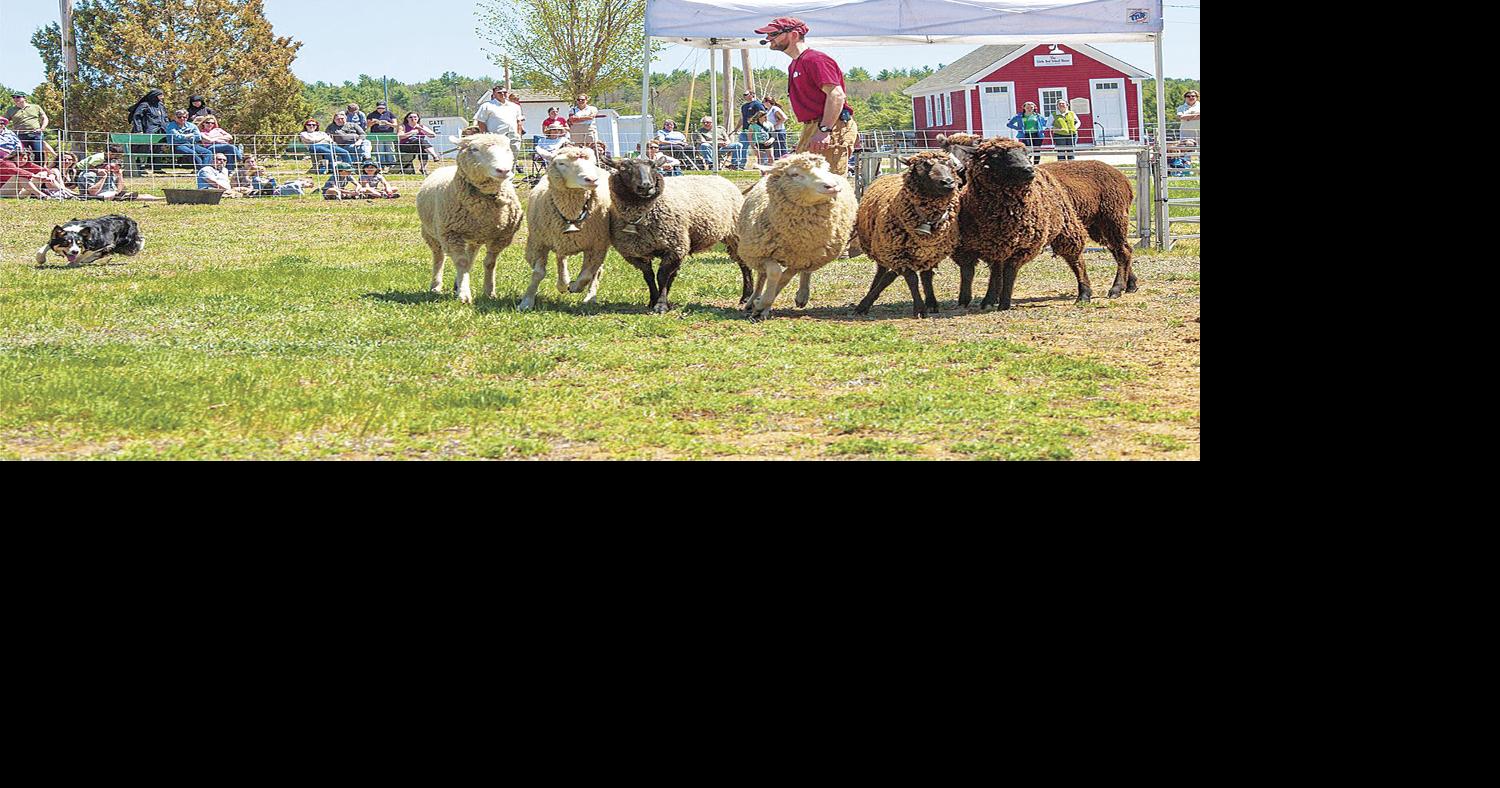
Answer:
[641, 22, 652, 156]
[1154, 32, 1167, 250]
[710, 48, 719, 171]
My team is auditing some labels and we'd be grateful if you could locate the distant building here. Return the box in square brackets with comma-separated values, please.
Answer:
[903, 44, 1150, 145]
[505, 89, 571, 137]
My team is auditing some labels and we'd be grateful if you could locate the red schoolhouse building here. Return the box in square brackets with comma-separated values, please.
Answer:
[904, 43, 1150, 146]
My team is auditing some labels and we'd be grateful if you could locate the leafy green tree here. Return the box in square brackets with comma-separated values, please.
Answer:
[845, 67, 872, 82]
[474, 0, 655, 101]
[29, 0, 312, 134]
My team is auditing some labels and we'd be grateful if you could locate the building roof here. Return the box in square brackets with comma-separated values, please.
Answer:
[903, 43, 1152, 96]
[509, 89, 570, 103]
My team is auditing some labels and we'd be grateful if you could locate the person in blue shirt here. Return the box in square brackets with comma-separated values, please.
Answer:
[166, 108, 214, 168]
[653, 119, 692, 164]
[1007, 101, 1048, 164]
[731, 90, 764, 170]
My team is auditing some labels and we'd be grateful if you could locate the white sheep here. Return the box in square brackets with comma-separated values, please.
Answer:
[735, 153, 858, 321]
[521, 144, 613, 311]
[598, 156, 746, 312]
[415, 133, 524, 304]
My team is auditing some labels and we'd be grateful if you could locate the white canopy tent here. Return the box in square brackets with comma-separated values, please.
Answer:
[639, 0, 1172, 245]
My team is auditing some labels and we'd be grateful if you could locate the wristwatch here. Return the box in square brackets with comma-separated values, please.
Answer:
[818, 124, 832, 133]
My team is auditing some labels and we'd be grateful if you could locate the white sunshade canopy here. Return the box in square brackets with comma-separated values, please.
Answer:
[645, 0, 1163, 48]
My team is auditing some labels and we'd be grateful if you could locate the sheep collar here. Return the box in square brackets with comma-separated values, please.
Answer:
[911, 203, 951, 236]
[616, 202, 653, 234]
[554, 190, 595, 233]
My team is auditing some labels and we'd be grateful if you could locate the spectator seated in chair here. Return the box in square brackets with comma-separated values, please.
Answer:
[692, 116, 744, 169]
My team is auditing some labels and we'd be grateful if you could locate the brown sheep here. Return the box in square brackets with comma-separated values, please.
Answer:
[951, 137, 1089, 310]
[1039, 159, 1137, 297]
[852, 150, 962, 318]
[940, 133, 1138, 298]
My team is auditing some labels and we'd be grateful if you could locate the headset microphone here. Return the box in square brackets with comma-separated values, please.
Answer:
[759, 37, 770, 44]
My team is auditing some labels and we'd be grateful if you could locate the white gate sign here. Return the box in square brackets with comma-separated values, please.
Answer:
[1070, 97, 1091, 115]
[1034, 54, 1073, 67]
[423, 116, 467, 158]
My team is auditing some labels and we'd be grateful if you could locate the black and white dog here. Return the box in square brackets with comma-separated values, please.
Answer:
[35, 215, 145, 267]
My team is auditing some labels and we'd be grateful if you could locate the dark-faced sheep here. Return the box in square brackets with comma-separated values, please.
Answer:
[415, 133, 524, 304]
[940, 133, 1137, 298]
[851, 150, 961, 318]
[522, 144, 613, 310]
[951, 137, 1090, 310]
[735, 153, 858, 321]
[601, 157, 747, 312]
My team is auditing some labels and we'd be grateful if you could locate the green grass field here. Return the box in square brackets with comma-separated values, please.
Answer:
[0, 170, 1200, 460]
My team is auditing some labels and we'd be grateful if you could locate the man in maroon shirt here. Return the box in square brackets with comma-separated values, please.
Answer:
[755, 16, 858, 179]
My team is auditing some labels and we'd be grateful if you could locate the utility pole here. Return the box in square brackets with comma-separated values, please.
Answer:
[504, 59, 511, 94]
[741, 49, 755, 97]
[59, 0, 77, 134]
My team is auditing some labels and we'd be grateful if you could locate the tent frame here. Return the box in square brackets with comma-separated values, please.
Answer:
[638, 2, 1170, 248]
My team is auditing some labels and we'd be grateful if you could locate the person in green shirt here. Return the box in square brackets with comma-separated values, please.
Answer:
[4, 93, 49, 161]
[1052, 100, 1079, 161]
[1006, 101, 1048, 164]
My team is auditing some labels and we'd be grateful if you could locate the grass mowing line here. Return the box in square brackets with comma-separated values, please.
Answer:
[1, 197, 1198, 459]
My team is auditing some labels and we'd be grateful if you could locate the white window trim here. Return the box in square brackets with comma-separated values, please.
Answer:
[926, 95, 934, 127]
[1039, 87, 1068, 121]
[943, 93, 953, 126]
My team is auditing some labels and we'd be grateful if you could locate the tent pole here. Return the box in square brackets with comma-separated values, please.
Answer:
[1154, 31, 1167, 249]
[641, 21, 652, 157]
[710, 46, 719, 171]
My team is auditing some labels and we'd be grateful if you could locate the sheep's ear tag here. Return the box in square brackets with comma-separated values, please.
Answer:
[916, 223, 933, 236]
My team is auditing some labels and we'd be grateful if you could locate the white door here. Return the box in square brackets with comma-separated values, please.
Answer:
[1090, 79, 1128, 142]
[978, 83, 1017, 139]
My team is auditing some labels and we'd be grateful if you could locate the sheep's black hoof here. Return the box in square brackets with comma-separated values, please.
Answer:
[1077, 289, 1092, 303]
[1126, 277, 1139, 293]
[652, 301, 673, 313]
[852, 304, 870, 316]
[926, 301, 941, 312]
[913, 311, 928, 320]
[1108, 286, 1124, 298]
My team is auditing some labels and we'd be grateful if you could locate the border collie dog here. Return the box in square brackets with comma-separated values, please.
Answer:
[36, 215, 145, 267]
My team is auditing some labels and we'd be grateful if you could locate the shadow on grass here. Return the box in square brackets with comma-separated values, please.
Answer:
[361, 287, 752, 319]
[362, 288, 1080, 321]
[34, 259, 131, 270]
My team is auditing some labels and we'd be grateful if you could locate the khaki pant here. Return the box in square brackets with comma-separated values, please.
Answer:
[795, 117, 858, 178]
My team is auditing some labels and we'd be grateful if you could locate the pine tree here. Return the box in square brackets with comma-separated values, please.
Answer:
[30, 0, 312, 134]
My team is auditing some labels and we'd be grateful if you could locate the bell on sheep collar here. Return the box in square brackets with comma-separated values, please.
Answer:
[556, 194, 593, 234]
[915, 222, 933, 236]
[622, 224, 638, 235]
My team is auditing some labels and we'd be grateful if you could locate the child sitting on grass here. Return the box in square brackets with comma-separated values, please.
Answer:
[356, 161, 400, 198]
[322, 162, 362, 200]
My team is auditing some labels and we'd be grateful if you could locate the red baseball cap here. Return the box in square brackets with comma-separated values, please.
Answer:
[755, 17, 808, 35]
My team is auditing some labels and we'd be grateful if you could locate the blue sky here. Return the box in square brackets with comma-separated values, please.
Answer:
[2, 1, 1199, 91]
